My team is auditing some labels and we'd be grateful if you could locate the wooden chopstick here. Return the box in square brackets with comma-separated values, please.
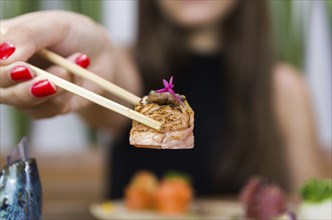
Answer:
[38, 49, 141, 105]
[1, 28, 160, 129]
[29, 65, 162, 131]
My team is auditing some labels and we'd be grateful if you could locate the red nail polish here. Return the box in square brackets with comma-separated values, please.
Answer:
[75, 54, 90, 68]
[0, 42, 16, 60]
[31, 79, 57, 97]
[10, 66, 33, 81]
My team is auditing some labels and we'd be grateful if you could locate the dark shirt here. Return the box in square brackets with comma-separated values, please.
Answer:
[107, 54, 229, 199]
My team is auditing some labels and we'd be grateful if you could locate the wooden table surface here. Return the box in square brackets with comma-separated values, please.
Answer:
[39, 149, 105, 219]
[1, 148, 105, 220]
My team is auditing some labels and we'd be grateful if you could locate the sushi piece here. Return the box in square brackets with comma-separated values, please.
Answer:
[130, 77, 194, 149]
[124, 170, 158, 210]
[154, 172, 193, 215]
[240, 177, 287, 220]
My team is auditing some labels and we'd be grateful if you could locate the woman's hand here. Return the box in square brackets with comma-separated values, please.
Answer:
[0, 10, 117, 118]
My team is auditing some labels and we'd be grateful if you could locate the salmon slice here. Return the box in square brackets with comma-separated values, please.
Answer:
[125, 171, 158, 210]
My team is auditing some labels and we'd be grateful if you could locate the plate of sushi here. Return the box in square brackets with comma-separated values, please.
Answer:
[90, 170, 332, 220]
[90, 170, 243, 220]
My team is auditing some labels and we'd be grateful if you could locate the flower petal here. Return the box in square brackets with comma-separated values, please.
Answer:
[156, 88, 168, 93]
[169, 76, 173, 86]
[163, 79, 169, 87]
[155, 77, 183, 105]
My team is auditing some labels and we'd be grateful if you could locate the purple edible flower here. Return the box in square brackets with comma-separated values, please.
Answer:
[156, 76, 183, 105]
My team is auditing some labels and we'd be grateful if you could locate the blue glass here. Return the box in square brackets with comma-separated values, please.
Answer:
[0, 138, 42, 220]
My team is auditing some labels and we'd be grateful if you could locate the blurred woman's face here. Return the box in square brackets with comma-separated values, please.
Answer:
[158, 0, 238, 28]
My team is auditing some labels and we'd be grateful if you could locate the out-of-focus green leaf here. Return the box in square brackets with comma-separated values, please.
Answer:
[9, 109, 31, 144]
[327, 0, 332, 23]
[163, 170, 193, 184]
[269, 1, 304, 69]
[0, 0, 41, 19]
[301, 179, 332, 203]
[65, 0, 101, 22]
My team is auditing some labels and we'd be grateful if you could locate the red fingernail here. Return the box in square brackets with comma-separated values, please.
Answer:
[75, 53, 90, 68]
[10, 66, 33, 81]
[31, 79, 57, 97]
[0, 42, 16, 60]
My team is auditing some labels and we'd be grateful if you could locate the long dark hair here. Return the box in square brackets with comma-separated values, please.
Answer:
[134, 1, 289, 190]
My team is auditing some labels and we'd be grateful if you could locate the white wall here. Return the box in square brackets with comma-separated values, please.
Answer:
[103, 0, 137, 46]
[305, 0, 332, 150]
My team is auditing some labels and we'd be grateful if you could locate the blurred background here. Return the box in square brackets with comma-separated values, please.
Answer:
[0, 0, 331, 152]
[0, 0, 331, 219]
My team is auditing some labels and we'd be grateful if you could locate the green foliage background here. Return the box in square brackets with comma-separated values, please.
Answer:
[0, 0, 101, 21]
